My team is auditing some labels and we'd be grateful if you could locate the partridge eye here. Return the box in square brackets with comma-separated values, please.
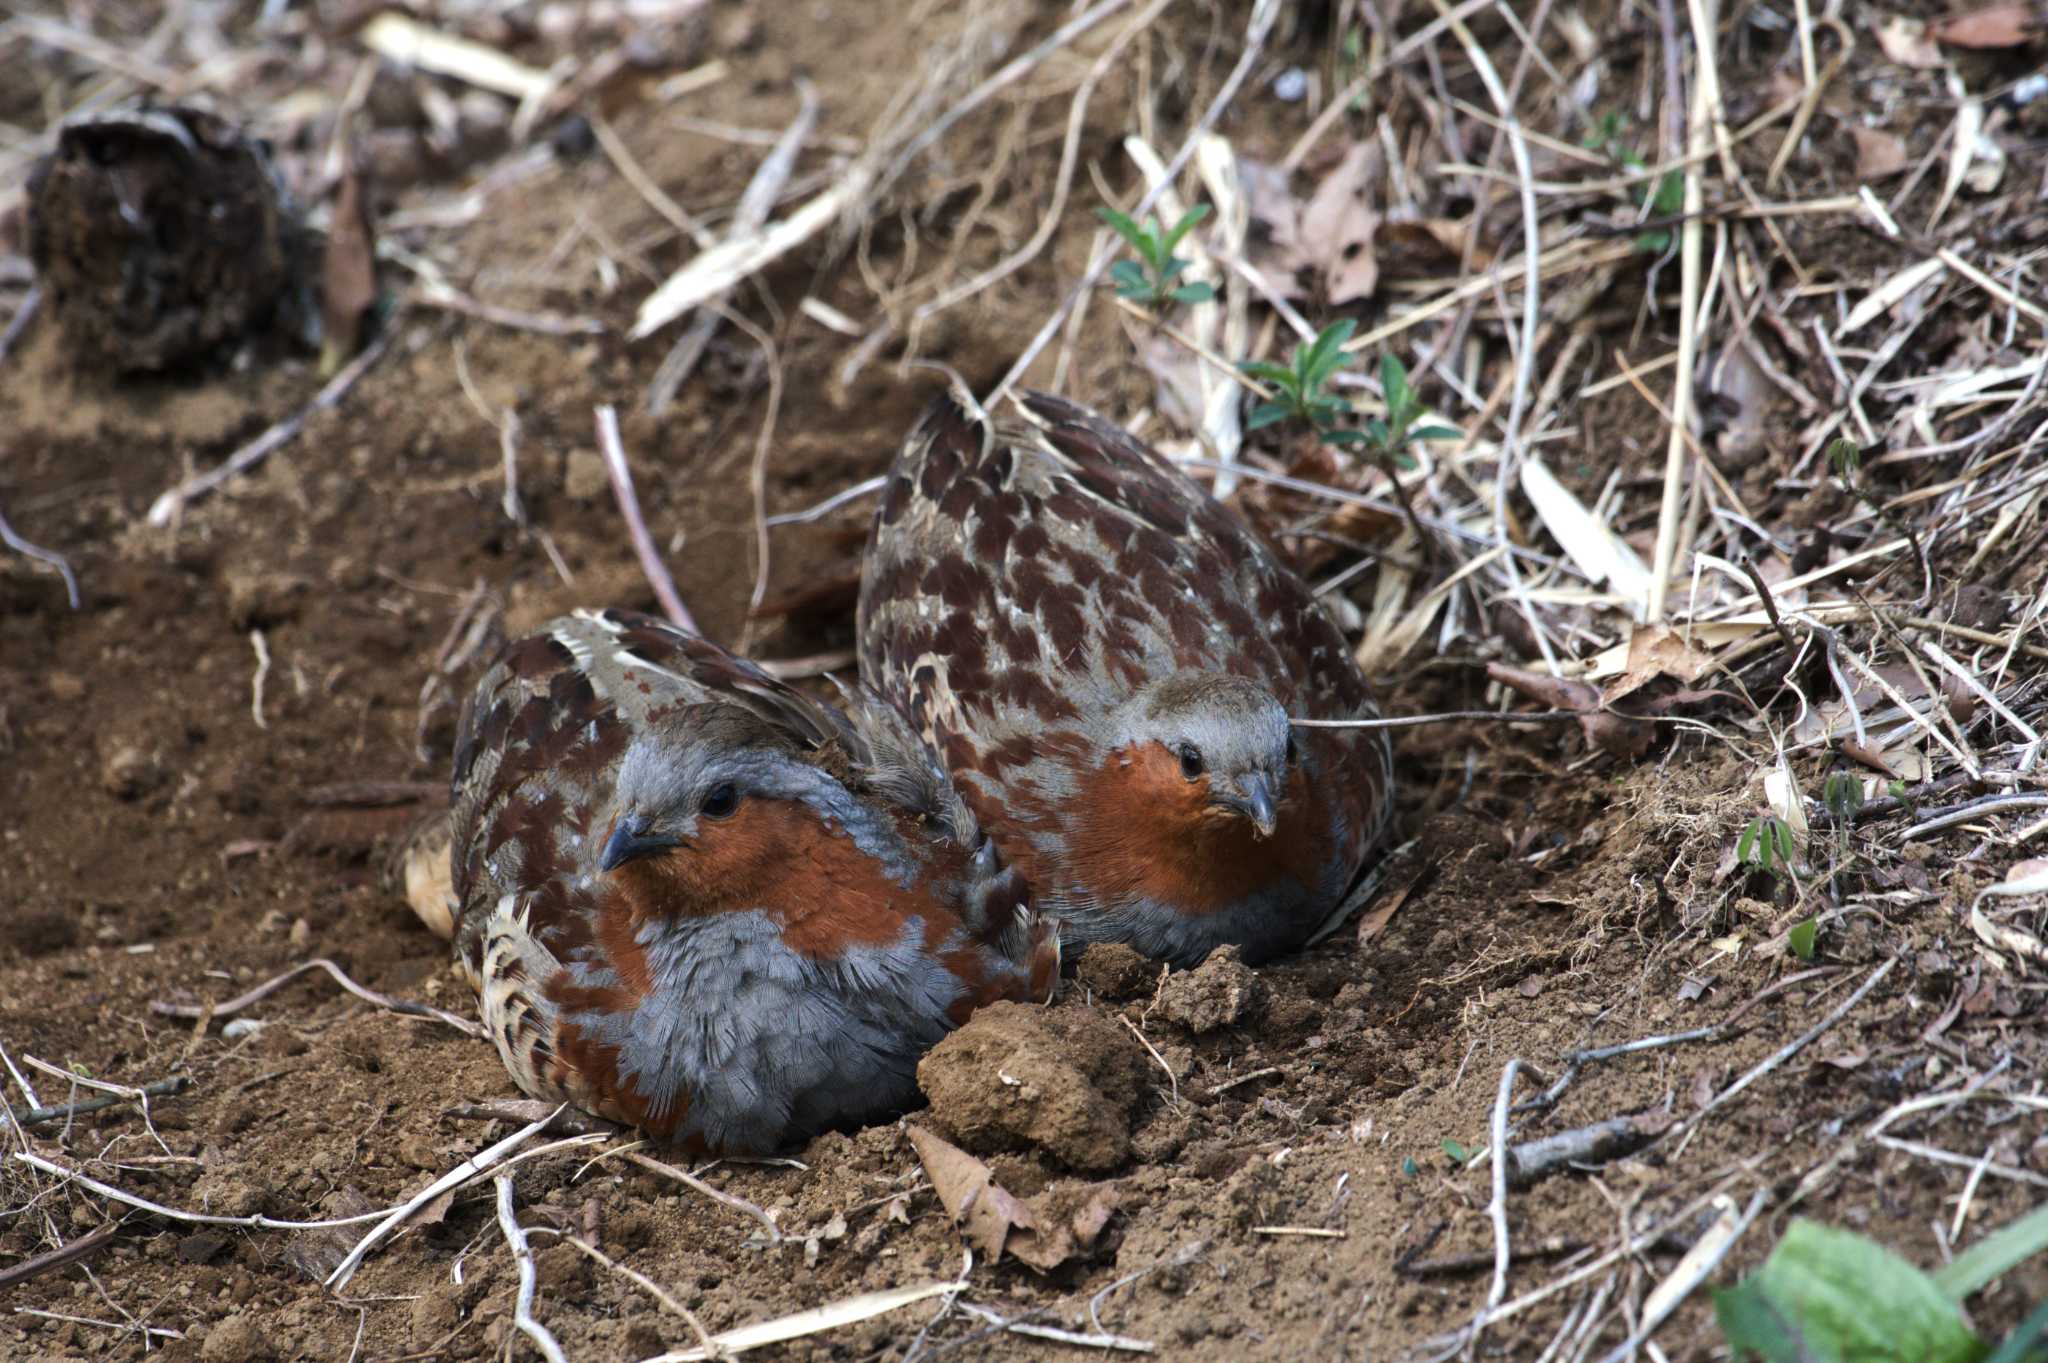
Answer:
[700, 783, 741, 820]
[1178, 743, 1205, 781]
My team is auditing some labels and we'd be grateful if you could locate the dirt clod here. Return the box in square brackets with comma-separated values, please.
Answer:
[1155, 947, 1265, 1033]
[1074, 942, 1158, 1000]
[917, 1000, 1147, 1172]
[199, 1313, 275, 1363]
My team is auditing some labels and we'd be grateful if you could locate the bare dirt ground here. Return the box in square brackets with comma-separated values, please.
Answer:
[5, 2, 2048, 1360]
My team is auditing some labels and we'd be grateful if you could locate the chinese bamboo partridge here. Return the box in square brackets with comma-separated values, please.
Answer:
[444, 609, 1056, 1152]
[858, 392, 1393, 967]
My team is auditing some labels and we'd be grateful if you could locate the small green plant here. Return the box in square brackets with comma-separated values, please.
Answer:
[1243, 323, 1461, 469]
[1441, 1138, 1471, 1165]
[1737, 814, 1798, 880]
[1098, 203, 1216, 306]
[1787, 916, 1818, 961]
[1821, 772, 1864, 824]
[1244, 319, 1360, 434]
[1584, 111, 1684, 255]
[1830, 437, 1932, 598]
[1717, 1212, 2048, 1363]
[1347, 353, 1463, 469]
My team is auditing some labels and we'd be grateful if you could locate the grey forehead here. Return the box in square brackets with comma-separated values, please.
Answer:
[611, 710, 804, 811]
[1140, 674, 1289, 765]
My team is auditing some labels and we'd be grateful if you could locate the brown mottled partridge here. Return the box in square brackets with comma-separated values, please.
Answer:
[859, 393, 1393, 967]
[441, 609, 1056, 1153]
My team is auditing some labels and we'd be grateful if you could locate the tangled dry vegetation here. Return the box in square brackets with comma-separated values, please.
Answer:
[4, 0, 2048, 1360]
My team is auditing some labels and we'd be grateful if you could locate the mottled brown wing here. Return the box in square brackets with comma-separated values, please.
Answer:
[447, 611, 854, 976]
[858, 392, 1392, 869]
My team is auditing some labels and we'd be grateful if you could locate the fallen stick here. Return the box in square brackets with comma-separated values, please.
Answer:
[5, 1076, 189, 1129]
[0, 1221, 120, 1290]
[149, 957, 483, 1039]
[496, 1174, 570, 1363]
[146, 323, 397, 526]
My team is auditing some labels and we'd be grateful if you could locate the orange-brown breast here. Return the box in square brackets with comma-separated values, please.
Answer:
[1060, 742, 1322, 918]
[621, 800, 958, 960]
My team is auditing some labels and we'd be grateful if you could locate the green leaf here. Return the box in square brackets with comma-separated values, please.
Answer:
[1097, 206, 1144, 246]
[1983, 1300, 2048, 1363]
[1110, 260, 1152, 295]
[1240, 361, 1299, 388]
[1301, 320, 1357, 387]
[1635, 228, 1673, 255]
[1737, 819, 1761, 866]
[1247, 403, 1293, 431]
[1401, 1156, 1419, 1176]
[1442, 1139, 1469, 1163]
[1364, 417, 1390, 447]
[1379, 352, 1411, 412]
[1171, 281, 1216, 305]
[1159, 257, 1189, 283]
[1322, 429, 1369, 447]
[1829, 438, 1863, 479]
[1716, 1220, 1987, 1363]
[1650, 169, 1685, 216]
[1409, 424, 1463, 443]
[1788, 917, 1818, 961]
[1390, 449, 1419, 471]
[1933, 1203, 2048, 1302]
[1160, 202, 1211, 254]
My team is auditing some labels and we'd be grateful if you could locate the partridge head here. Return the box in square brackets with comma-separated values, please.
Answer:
[444, 610, 1056, 1153]
[858, 393, 1394, 967]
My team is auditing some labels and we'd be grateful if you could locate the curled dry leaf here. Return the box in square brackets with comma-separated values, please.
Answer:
[1602, 624, 1717, 704]
[1298, 141, 1384, 305]
[1486, 662, 1654, 759]
[1237, 143, 1386, 304]
[907, 1126, 1118, 1271]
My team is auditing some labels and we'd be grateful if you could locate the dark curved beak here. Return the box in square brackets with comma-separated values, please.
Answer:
[1218, 773, 1279, 840]
[600, 812, 679, 871]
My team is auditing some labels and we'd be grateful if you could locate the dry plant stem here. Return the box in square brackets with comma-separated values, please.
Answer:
[561, 1236, 726, 1359]
[623, 1151, 782, 1243]
[0, 283, 41, 364]
[1898, 794, 2048, 843]
[877, 0, 1131, 197]
[594, 405, 698, 635]
[648, 81, 816, 416]
[495, 1174, 571, 1363]
[987, 0, 1279, 402]
[1645, 37, 1709, 621]
[1689, 957, 1897, 1127]
[710, 304, 786, 649]
[0, 498, 81, 608]
[1477, 1059, 1521, 1339]
[912, 0, 1171, 330]
[1429, 0, 1551, 666]
[149, 956, 483, 1038]
[145, 323, 397, 526]
[15, 1151, 408, 1231]
[0, 1220, 119, 1291]
[6, 1076, 189, 1129]
[955, 1303, 1155, 1353]
[326, 1109, 568, 1290]
[1590, 1190, 1767, 1363]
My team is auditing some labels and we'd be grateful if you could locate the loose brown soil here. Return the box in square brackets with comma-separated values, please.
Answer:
[5, 3, 2048, 1361]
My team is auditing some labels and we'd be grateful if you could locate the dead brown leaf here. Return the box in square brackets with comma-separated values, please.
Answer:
[1930, 3, 2047, 48]
[907, 1127, 1118, 1271]
[1603, 624, 1717, 703]
[1850, 126, 1910, 181]
[321, 140, 379, 378]
[1488, 662, 1654, 759]
[1298, 142, 1384, 305]
[1877, 15, 1947, 67]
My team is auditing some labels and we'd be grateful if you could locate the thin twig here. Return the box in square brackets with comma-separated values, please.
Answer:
[0, 496, 81, 608]
[987, 0, 1280, 402]
[0, 1221, 119, 1290]
[624, 1151, 783, 1243]
[495, 1174, 570, 1363]
[145, 322, 398, 525]
[327, 1109, 574, 1289]
[594, 405, 697, 634]
[149, 957, 483, 1038]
